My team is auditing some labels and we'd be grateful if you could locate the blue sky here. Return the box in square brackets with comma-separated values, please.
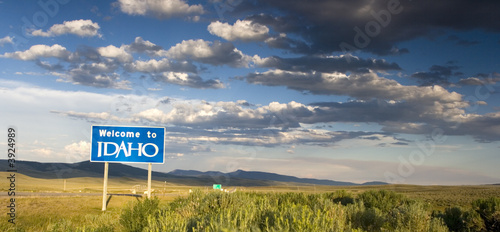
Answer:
[1, 0, 500, 185]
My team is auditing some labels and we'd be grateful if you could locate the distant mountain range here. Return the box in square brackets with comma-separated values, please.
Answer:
[169, 169, 387, 186]
[1, 160, 387, 186]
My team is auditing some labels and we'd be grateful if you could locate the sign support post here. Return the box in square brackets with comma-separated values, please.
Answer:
[147, 163, 152, 199]
[90, 125, 165, 210]
[102, 162, 109, 211]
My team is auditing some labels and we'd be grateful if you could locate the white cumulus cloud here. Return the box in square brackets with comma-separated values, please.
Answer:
[97, 45, 133, 63]
[31, 19, 101, 37]
[1, 44, 71, 60]
[0, 35, 13, 46]
[64, 141, 91, 160]
[164, 39, 256, 67]
[208, 20, 270, 42]
[153, 72, 225, 89]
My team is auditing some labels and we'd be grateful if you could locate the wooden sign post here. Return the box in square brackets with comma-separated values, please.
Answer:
[147, 163, 152, 199]
[102, 162, 109, 211]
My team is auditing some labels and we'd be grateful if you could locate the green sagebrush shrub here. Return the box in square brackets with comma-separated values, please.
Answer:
[436, 197, 500, 232]
[141, 190, 449, 232]
[120, 197, 160, 232]
[357, 190, 410, 212]
[347, 199, 448, 232]
[438, 206, 485, 232]
[145, 190, 350, 231]
[472, 197, 500, 232]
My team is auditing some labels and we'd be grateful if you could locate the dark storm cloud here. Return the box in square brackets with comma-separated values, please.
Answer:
[240, 0, 500, 55]
[242, 70, 465, 105]
[411, 65, 461, 86]
[264, 36, 312, 54]
[454, 114, 500, 142]
[309, 100, 418, 123]
[165, 127, 407, 147]
[258, 55, 401, 73]
[307, 99, 470, 134]
[380, 113, 500, 143]
[311, 100, 500, 143]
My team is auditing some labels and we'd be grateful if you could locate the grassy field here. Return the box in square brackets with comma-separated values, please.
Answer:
[243, 184, 500, 211]
[0, 172, 183, 231]
[1, 172, 499, 231]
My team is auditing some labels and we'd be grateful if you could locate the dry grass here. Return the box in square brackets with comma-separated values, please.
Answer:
[0, 172, 185, 231]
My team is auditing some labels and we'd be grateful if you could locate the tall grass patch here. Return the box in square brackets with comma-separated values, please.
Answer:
[128, 190, 449, 231]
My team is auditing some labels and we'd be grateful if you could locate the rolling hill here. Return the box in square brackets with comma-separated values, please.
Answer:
[170, 169, 377, 186]
[1, 160, 387, 186]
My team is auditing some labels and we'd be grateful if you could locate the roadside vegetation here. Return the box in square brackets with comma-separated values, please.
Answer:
[3, 189, 499, 231]
[122, 190, 500, 232]
[2, 174, 499, 231]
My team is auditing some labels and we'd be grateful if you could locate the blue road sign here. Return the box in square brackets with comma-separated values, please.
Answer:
[90, 125, 165, 163]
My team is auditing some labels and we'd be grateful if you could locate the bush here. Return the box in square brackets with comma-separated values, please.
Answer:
[328, 190, 355, 206]
[439, 206, 484, 232]
[123, 190, 460, 231]
[350, 191, 448, 232]
[472, 197, 500, 231]
[357, 190, 409, 212]
[147, 191, 353, 231]
[389, 202, 448, 232]
[120, 197, 160, 232]
[348, 202, 386, 231]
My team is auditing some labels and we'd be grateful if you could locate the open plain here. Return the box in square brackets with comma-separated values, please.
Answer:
[2, 172, 499, 231]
